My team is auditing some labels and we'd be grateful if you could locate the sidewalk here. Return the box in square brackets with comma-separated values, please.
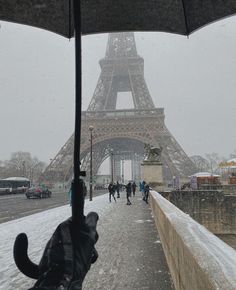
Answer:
[0, 191, 173, 289]
[83, 191, 173, 290]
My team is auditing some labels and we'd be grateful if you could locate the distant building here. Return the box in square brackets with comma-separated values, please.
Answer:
[94, 174, 111, 186]
[190, 172, 221, 190]
[218, 158, 236, 184]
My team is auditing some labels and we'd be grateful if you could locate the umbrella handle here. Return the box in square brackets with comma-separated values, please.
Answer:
[13, 233, 39, 279]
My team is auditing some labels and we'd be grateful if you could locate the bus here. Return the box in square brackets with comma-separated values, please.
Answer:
[0, 177, 30, 194]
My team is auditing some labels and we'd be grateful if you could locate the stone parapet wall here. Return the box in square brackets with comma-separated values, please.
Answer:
[150, 191, 236, 290]
[162, 190, 236, 235]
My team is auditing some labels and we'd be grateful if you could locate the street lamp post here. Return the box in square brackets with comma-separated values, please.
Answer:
[89, 126, 94, 201]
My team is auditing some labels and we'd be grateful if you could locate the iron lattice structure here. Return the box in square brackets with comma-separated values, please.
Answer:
[43, 32, 196, 184]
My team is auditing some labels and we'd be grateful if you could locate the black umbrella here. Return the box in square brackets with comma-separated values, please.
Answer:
[1, 0, 236, 36]
[1, 0, 236, 227]
[1, 0, 236, 223]
[1, 0, 236, 226]
[1, 0, 236, 280]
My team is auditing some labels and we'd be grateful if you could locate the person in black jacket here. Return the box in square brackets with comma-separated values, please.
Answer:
[144, 183, 150, 204]
[108, 182, 116, 203]
[125, 181, 132, 205]
[116, 181, 120, 198]
[131, 182, 137, 196]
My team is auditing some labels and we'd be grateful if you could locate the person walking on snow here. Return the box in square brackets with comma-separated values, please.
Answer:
[108, 182, 116, 203]
[132, 182, 137, 196]
[144, 183, 150, 204]
[141, 180, 146, 198]
[116, 181, 120, 198]
[125, 181, 132, 205]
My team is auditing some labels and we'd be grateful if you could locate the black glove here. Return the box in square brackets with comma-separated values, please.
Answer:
[33, 211, 99, 290]
[14, 212, 99, 290]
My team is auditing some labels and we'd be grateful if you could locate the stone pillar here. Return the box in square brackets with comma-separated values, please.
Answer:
[114, 157, 121, 182]
[141, 160, 164, 190]
[131, 157, 140, 182]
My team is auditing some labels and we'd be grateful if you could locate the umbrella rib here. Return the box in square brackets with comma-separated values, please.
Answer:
[69, 0, 71, 38]
[181, 0, 189, 36]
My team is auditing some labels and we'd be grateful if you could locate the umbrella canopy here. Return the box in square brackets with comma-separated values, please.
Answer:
[0, 0, 236, 37]
[0, 1, 73, 37]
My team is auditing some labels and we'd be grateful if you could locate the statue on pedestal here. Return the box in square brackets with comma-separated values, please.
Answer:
[144, 143, 162, 163]
[142, 144, 164, 189]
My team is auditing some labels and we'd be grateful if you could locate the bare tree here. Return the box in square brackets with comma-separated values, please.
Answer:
[4, 151, 46, 182]
[6, 151, 30, 176]
[229, 150, 236, 159]
[190, 155, 210, 172]
[28, 157, 46, 184]
[205, 152, 226, 173]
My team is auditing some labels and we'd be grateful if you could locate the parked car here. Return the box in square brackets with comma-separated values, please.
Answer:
[26, 185, 52, 199]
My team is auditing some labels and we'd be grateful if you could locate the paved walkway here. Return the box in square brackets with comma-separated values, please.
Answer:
[83, 191, 174, 290]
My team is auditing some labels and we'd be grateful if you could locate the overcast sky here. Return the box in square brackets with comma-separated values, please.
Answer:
[0, 16, 236, 164]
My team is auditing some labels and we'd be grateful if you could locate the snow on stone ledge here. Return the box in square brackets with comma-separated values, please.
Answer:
[151, 190, 236, 289]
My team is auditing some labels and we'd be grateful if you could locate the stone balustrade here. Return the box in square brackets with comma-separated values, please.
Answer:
[150, 190, 236, 290]
[162, 190, 236, 235]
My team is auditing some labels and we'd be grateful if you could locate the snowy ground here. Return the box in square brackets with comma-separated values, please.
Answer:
[0, 194, 111, 290]
[0, 193, 173, 290]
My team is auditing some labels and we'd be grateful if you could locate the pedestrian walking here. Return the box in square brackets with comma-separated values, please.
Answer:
[132, 182, 137, 196]
[125, 181, 132, 205]
[116, 181, 120, 198]
[144, 183, 150, 204]
[141, 180, 146, 198]
[139, 181, 142, 192]
[108, 182, 116, 203]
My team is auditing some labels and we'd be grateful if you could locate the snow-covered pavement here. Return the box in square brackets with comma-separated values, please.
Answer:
[0, 193, 173, 290]
[0, 194, 111, 290]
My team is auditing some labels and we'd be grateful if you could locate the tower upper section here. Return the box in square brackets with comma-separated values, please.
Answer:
[105, 32, 138, 58]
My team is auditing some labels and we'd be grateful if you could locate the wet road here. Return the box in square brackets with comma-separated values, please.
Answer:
[0, 191, 69, 223]
[0, 190, 107, 224]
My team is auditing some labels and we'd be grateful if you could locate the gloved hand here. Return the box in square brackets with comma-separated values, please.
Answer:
[14, 212, 99, 290]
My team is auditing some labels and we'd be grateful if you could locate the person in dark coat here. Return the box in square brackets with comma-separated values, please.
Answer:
[132, 182, 137, 196]
[141, 181, 146, 198]
[116, 181, 120, 198]
[144, 183, 150, 204]
[125, 181, 132, 205]
[139, 181, 142, 192]
[108, 182, 116, 203]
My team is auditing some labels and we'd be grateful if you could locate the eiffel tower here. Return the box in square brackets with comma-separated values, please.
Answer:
[43, 32, 196, 184]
